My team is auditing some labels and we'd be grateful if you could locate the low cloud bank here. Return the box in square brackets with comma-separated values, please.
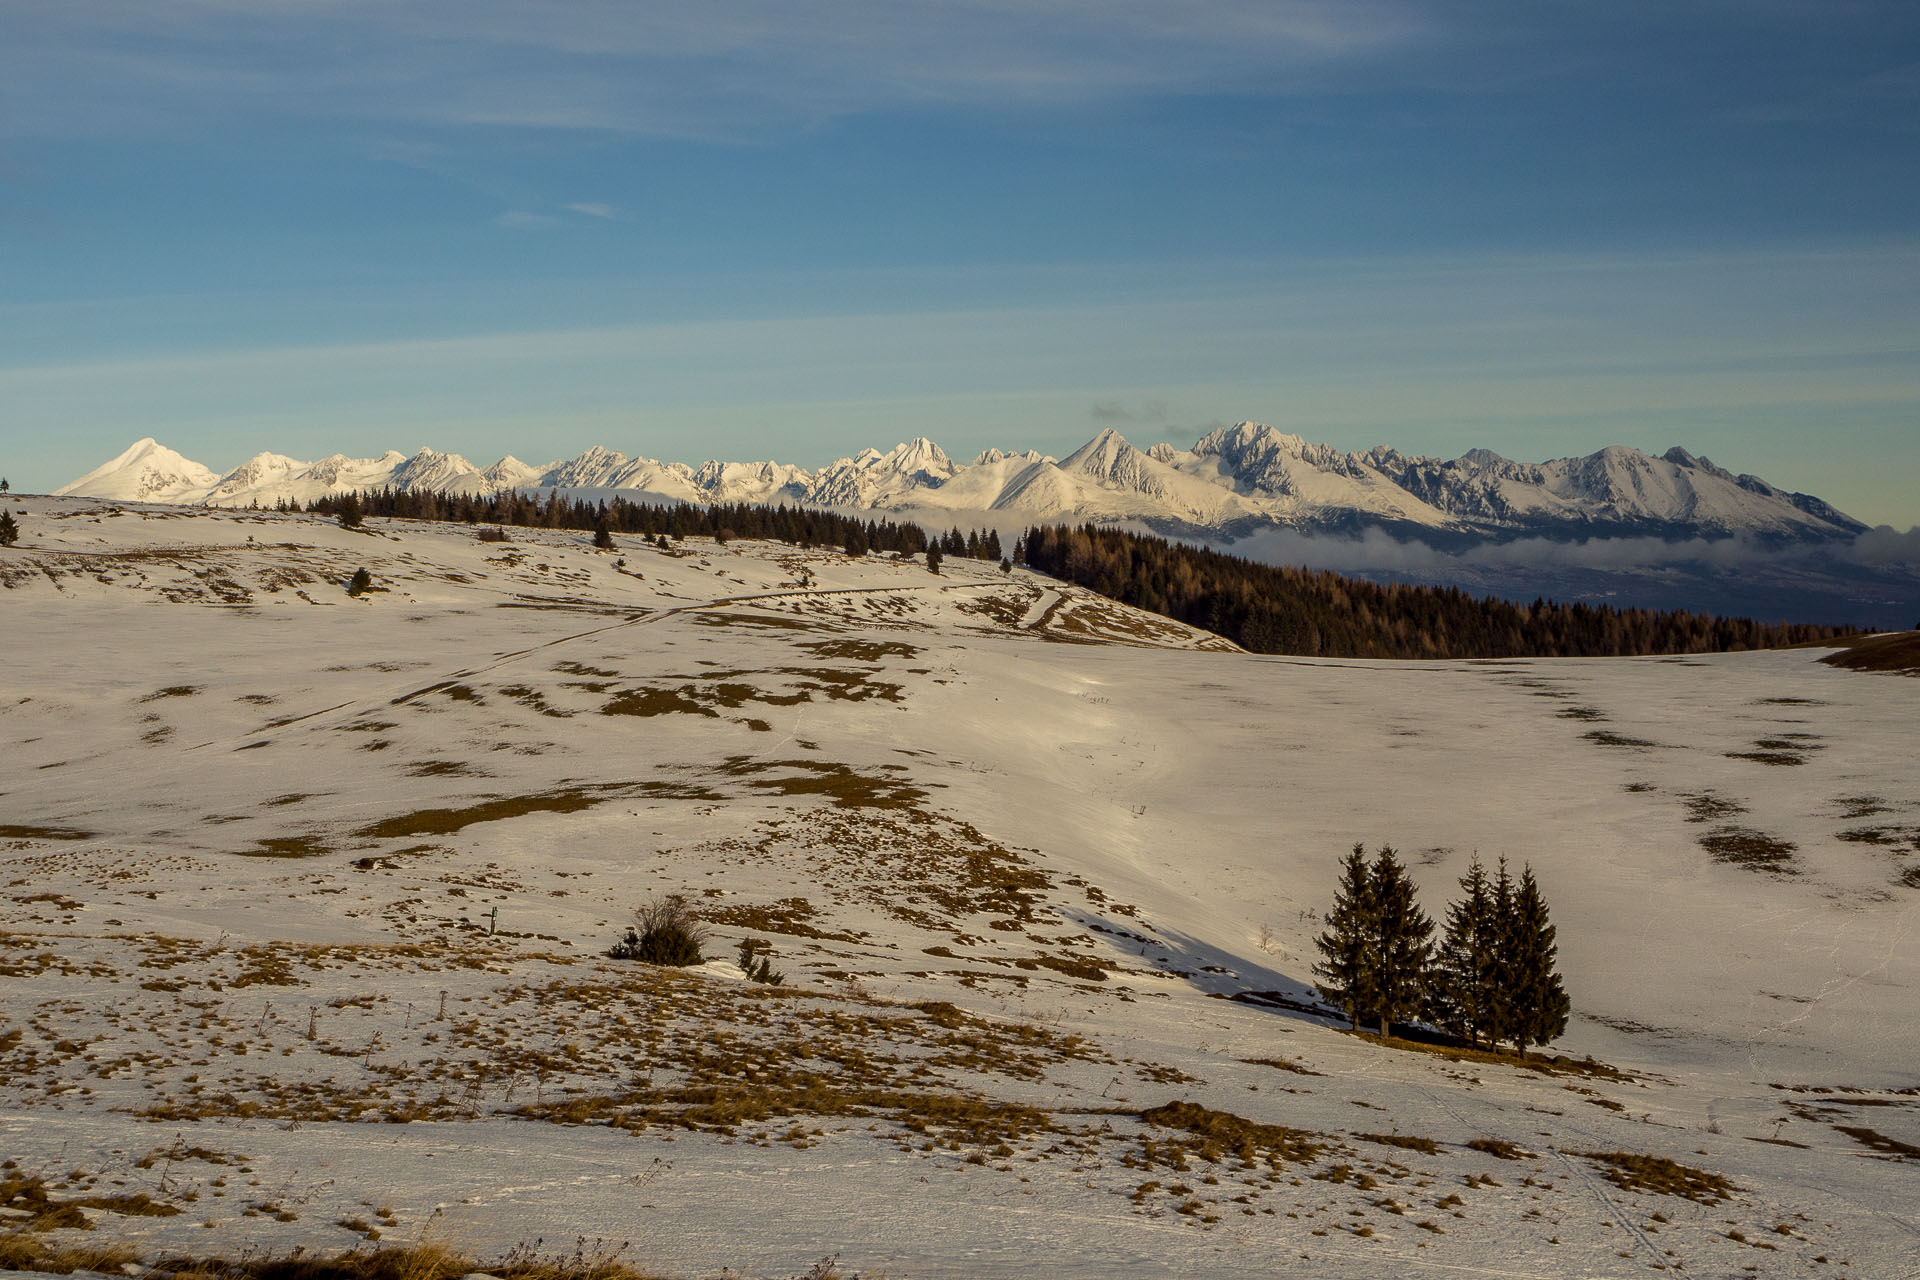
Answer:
[1230, 526, 1920, 575]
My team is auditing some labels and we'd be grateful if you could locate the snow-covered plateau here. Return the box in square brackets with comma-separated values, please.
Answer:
[1, 497, 1916, 1279]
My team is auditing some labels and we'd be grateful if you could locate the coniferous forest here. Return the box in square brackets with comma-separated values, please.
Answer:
[1019, 522, 1855, 659]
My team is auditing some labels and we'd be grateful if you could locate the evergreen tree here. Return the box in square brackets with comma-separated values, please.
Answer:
[1484, 858, 1518, 1049]
[1313, 844, 1379, 1031]
[1431, 857, 1500, 1046]
[926, 544, 943, 575]
[1369, 845, 1434, 1037]
[1505, 865, 1570, 1054]
[593, 521, 615, 550]
[0, 510, 16, 547]
[337, 494, 364, 529]
[348, 567, 373, 596]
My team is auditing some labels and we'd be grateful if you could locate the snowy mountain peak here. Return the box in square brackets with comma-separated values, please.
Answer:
[53, 438, 220, 503]
[55, 429, 1865, 542]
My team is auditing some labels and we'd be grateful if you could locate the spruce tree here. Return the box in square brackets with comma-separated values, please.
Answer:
[1506, 865, 1570, 1055]
[593, 521, 615, 550]
[0, 510, 17, 547]
[1369, 845, 1434, 1037]
[1485, 858, 1518, 1049]
[1432, 857, 1499, 1046]
[926, 544, 943, 575]
[1313, 844, 1379, 1030]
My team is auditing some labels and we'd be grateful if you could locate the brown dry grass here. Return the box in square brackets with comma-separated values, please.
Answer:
[1337, 1030, 1628, 1080]
[1577, 1150, 1737, 1202]
[1819, 631, 1920, 675]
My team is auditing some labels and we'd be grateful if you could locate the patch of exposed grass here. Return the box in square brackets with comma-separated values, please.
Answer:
[1467, 1137, 1531, 1160]
[1835, 1125, 1920, 1158]
[1137, 1101, 1323, 1166]
[1819, 631, 1920, 675]
[1680, 792, 1748, 824]
[1699, 827, 1798, 873]
[0, 825, 93, 841]
[354, 786, 628, 839]
[1242, 1056, 1322, 1076]
[1584, 730, 1661, 749]
[1576, 1150, 1736, 1203]
[1336, 1029, 1628, 1080]
[798, 639, 921, 661]
[1726, 750, 1806, 766]
[142, 1240, 668, 1280]
[600, 687, 720, 718]
[702, 897, 865, 943]
[718, 757, 929, 811]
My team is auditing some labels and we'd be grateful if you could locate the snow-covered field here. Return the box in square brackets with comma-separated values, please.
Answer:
[2, 497, 1916, 1279]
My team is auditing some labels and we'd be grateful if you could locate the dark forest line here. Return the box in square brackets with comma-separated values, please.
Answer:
[1019, 523, 1856, 659]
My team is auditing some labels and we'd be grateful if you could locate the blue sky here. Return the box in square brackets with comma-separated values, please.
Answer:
[4, 1, 1918, 525]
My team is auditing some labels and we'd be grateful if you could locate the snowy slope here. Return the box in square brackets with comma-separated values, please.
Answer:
[0, 497, 1915, 1278]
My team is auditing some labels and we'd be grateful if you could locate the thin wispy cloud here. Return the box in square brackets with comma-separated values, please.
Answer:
[7, 0, 1431, 139]
[494, 209, 557, 230]
[565, 202, 615, 219]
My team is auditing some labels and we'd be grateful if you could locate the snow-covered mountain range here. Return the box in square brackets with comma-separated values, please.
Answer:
[57, 425, 1867, 542]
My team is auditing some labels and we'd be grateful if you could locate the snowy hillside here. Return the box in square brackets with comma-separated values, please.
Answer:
[55, 424, 1868, 542]
[0, 498, 1915, 1278]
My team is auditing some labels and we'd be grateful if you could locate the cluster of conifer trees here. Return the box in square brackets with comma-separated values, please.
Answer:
[1313, 846, 1570, 1055]
[1019, 522, 1855, 659]
[301, 489, 1003, 563]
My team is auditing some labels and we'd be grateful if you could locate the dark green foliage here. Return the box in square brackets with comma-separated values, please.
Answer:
[1431, 858, 1502, 1047]
[299, 490, 1008, 569]
[1313, 844, 1379, 1031]
[1021, 523, 1855, 659]
[337, 495, 364, 529]
[347, 567, 373, 596]
[0, 510, 17, 547]
[736, 937, 786, 986]
[1318, 848, 1570, 1053]
[1369, 846, 1434, 1036]
[592, 521, 615, 550]
[607, 893, 708, 967]
[926, 544, 943, 574]
[1506, 866, 1570, 1053]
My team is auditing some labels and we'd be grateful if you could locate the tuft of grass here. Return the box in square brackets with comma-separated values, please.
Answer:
[1466, 1137, 1531, 1160]
[1357, 1132, 1438, 1154]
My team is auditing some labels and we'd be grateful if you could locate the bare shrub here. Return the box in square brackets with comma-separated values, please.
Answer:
[608, 895, 709, 967]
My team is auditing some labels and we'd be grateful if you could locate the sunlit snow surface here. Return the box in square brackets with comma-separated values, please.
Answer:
[1, 497, 1916, 1279]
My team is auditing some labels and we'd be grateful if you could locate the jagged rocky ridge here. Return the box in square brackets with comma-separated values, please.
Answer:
[57, 425, 1866, 542]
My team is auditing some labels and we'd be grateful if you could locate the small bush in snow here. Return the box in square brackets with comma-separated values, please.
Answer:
[608, 894, 708, 967]
[736, 937, 786, 985]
